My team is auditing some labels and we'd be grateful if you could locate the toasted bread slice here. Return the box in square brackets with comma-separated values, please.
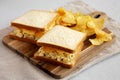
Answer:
[37, 25, 86, 52]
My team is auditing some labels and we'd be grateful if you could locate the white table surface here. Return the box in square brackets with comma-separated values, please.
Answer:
[0, 0, 120, 80]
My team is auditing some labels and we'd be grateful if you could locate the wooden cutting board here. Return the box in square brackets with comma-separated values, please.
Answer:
[2, 11, 115, 79]
[1, 0, 120, 79]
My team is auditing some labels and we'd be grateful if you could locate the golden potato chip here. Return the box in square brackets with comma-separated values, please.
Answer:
[89, 28, 112, 45]
[74, 12, 83, 18]
[72, 15, 97, 36]
[62, 13, 76, 24]
[57, 7, 66, 15]
[93, 18, 105, 29]
[56, 7, 76, 26]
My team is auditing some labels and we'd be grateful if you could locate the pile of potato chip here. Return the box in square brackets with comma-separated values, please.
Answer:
[56, 7, 112, 45]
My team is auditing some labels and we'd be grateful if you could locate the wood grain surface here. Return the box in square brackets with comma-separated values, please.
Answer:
[1, 0, 120, 79]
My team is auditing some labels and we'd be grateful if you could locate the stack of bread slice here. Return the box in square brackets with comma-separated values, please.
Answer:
[9, 10, 58, 44]
[34, 25, 86, 68]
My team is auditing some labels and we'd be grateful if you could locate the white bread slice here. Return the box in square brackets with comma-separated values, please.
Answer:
[11, 10, 58, 31]
[37, 25, 86, 52]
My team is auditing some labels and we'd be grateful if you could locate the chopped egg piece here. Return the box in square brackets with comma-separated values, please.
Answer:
[11, 27, 42, 40]
[38, 46, 76, 64]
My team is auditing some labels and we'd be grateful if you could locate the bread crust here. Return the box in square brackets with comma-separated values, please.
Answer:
[34, 43, 84, 68]
[9, 34, 36, 44]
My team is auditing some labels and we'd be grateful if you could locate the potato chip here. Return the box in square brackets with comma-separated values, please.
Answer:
[56, 7, 76, 26]
[89, 28, 112, 45]
[72, 15, 97, 36]
[57, 7, 66, 15]
[93, 18, 105, 29]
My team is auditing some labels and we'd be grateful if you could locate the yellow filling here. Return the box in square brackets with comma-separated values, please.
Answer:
[11, 21, 55, 40]
[11, 27, 41, 40]
[38, 46, 76, 64]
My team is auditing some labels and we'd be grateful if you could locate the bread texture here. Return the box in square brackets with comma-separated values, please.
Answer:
[34, 43, 84, 68]
[11, 10, 58, 31]
[10, 10, 58, 43]
[37, 25, 86, 53]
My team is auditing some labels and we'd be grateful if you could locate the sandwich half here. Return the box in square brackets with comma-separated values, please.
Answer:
[34, 25, 86, 68]
[9, 10, 58, 44]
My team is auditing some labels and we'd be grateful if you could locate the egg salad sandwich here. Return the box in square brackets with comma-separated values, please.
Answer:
[9, 10, 58, 44]
[34, 25, 86, 68]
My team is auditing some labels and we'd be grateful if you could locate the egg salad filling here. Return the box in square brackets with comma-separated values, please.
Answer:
[38, 46, 76, 64]
[11, 27, 43, 40]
